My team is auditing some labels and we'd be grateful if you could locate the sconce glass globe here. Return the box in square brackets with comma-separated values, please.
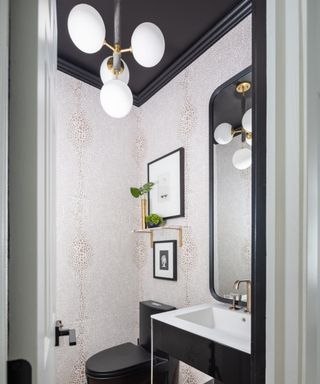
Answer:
[100, 79, 133, 119]
[68, 4, 106, 54]
[242, 108, 252, 133]
[214, 123, 233, 145]
[131, 22, 165, 67]
[246, 136, 252, 146]
[232, 148, 252, 170]
[100, 57, 130, 84]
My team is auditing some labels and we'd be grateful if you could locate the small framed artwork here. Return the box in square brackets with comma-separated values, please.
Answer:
[148, 147, 185, 220]
[153, 240, 177, 281]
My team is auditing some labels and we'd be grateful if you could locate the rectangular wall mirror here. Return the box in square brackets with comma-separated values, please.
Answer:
[209, 66, 252, 302]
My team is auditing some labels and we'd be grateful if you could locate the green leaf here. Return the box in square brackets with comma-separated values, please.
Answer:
[146, 213, 164, 225]
[140, 182, 154, 195]
[130, 187, 141, 198]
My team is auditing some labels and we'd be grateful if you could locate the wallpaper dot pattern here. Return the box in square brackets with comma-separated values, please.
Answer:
[55, 15, 251, 384]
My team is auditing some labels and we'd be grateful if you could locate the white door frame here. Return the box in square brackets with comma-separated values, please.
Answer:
[8, 0, 57, 383]
[0, 0, 9, 382]
[303, 0, 320, 383]
[266, 0, 320, 383]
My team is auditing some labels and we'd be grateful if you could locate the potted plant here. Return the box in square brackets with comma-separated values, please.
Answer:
[146, 214, 164, 228]
[130, 182, 154, 229]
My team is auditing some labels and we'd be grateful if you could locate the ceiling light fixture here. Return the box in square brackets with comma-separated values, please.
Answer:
[214, 81, 253, 170]
[67, 1, 165, 119]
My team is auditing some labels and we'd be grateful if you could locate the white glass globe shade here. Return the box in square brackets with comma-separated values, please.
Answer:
[214, 123, 233, 145]
[246, 136, 252, 146]
[100, 57, 130, 85]
[242, 108, 252, 133]
[100, 80, 133, 119]
[68, 4, 105, 54]
[131, 22, 165, 67]
[232, 148, 252, 170]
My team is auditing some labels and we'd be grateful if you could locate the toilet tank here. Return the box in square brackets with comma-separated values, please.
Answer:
[139, 300, 176, 352]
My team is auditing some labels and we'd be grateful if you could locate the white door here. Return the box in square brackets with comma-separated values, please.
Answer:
[266, 0, 320, 383]
[8, 0, 57, 383]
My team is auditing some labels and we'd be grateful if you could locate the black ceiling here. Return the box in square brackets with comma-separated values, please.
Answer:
[57, 0, 251, 106]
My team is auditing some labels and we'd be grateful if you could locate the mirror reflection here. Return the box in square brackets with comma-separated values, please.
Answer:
[210, 68, 252, 301]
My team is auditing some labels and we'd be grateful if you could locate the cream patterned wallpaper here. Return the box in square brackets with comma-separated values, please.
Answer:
[56, 73, 140, 383]
[135, 15, 251, 383]
[214, 135, 251, 297]
[55, 15, 251, 384]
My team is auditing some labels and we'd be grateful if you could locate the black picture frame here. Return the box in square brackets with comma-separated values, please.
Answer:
[153, 240, 177, 281]
[147, 148, 185, 220]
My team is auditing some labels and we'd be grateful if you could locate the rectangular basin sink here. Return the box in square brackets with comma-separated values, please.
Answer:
[152, 303, 251, 353]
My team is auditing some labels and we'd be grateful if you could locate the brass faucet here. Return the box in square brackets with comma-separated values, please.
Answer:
[233, 279, 252, 313]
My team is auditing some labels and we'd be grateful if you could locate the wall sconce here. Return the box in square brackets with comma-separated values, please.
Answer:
[214, 81, 252, 170]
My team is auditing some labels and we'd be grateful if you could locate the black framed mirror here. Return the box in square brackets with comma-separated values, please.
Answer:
[209, 66, 253, 304]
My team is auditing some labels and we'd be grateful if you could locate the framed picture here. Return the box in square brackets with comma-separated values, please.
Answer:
[148, 147, 185, 220]
[153, 240, 177, 281]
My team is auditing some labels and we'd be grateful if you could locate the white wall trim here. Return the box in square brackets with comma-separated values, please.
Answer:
[266, 0, 319, 383]
[37, 1, 57, 382]
[303, 0, 320, 383]
[0, 0, 9, 381]
[266, 0, 305, 383]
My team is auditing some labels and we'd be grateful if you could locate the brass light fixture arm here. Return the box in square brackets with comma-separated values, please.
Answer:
[120, 47, 133, 54]
[104, 40, 116, 52]
[231, 126, 252, 143]
[232, 126, 252, 136]
[103, 41, 132, 55]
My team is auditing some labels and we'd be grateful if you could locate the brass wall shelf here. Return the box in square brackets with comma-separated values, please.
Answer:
[133, 226, 186, 248]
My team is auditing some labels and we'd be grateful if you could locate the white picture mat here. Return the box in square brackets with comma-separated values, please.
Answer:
[149, 151, 181, 218]
[154, 242, 174, 279]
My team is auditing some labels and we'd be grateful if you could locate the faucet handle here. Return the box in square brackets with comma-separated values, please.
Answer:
[229, 292, 242, 310]
[232, 279, 252, 313]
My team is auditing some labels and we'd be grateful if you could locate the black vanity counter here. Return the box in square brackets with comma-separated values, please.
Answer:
[153, 319, 251, 384]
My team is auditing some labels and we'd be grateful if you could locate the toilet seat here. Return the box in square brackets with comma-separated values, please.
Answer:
[86, 342, 153, 380]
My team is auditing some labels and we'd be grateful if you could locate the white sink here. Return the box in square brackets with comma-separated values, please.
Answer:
[151, 303, 251, 354]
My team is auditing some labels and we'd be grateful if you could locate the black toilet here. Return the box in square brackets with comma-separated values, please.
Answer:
[85, 301, 178, 384]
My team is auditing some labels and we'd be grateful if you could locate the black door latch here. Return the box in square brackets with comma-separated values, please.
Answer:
[55, 320, 76, 347]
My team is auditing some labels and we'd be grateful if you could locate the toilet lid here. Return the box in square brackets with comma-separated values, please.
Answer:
[86, 342, 152, 379]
